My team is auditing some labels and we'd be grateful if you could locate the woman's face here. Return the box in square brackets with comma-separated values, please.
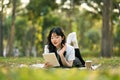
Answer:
[51, 33, 64, 49]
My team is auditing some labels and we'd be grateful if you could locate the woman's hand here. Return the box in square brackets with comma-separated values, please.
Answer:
[44, 62, 53, 68]
[58, 44, 66, 56]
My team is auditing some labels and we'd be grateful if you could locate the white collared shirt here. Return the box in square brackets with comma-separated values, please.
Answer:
[43, 44, 75, 61]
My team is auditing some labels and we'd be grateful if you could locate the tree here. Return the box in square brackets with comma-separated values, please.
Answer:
[6, 0, 17, 56]
[101, 0, 113, 57]
[83, 0, 119, 57]
[0, 0, 3, 56]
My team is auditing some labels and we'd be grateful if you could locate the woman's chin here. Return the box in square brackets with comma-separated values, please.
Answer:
[53, 44, 59, 47]
[53, 45, 57, 47]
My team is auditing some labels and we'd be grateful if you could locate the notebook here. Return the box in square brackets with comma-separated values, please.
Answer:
[42, 53, 60, 67]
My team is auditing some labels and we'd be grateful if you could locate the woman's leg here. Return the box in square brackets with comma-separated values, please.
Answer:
[67, 32, 85, 66]
[67, 32, 78, 48]
[75, 49, 85, 66]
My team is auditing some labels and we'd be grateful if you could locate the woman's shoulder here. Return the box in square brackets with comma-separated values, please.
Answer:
[44, 45, 48, 47]
[66, 44, 74, 50]
[44, 45, 49, 54]
[66, 44, 75, 54]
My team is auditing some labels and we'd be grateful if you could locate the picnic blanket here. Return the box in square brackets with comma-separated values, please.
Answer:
[18, 63, 101, 70]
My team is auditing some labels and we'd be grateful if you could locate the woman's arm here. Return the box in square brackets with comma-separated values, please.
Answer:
[59, 54, 73, 67]
[58, 44, 73, 67]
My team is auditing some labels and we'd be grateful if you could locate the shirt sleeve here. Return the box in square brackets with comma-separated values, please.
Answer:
[44, 45, 49, 54]
[66, 45, 75, 61]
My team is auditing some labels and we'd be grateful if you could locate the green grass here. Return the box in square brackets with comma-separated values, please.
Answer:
[0, 57, 120, 80]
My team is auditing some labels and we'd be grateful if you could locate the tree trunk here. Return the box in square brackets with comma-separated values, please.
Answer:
[101, 0, 113, 57]
[29, 25, 35, 57]
[6, 0, 16, 56]
[0, 0, 3, 56]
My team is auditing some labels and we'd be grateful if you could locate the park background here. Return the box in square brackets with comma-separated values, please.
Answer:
[0, 0, 120, 57]
[0, 0, 120, 80]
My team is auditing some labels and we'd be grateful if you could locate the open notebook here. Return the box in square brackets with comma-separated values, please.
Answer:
[42, 53, 60, 67]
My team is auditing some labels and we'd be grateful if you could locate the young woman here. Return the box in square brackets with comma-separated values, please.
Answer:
[43, 27, 85, 68]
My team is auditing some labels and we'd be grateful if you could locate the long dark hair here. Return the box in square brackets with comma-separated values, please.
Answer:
[47, 27, 66, 53]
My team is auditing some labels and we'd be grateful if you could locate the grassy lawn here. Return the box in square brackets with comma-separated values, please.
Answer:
[0, 57, 120, 80]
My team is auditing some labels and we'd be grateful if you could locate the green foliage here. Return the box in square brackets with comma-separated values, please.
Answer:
[84, 29, 100, 51]
[15, 16, 28, 41]
[81, 49, 99, 57]
[114, 22, 120, 56]
[26, 0, 57, 19]
[3, 16, 12, 39]
[43, 13, 61, 29]
[114, 27, 120, 44]
[85, 29, 100, 44]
